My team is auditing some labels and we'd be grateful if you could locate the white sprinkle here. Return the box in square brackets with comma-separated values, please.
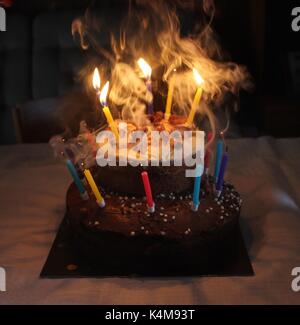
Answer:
[94, 221, 100, 226]
[132, 197, 136, 200]
[141, 226, 145, 231]
[161, 231, 166, 236]
[160, 207, 165, 211]
[145, 230, 149, 235]
[130, 231, 135, 236]
[206, 209, 210, 213]
[172, 216, 176, 220]
[163, 218, 168, 223]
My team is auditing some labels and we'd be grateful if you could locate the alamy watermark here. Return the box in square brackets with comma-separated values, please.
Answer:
[95, 123, 205, 178]
[291, 267, 300, 292]
[0, 267, 6, 292]
[292, 7, 300, 32]
[0, 6, 6, 32]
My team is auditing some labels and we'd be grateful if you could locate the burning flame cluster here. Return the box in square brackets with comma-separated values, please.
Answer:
[71, 0, 251, 135]
[92, 68, 110, 107]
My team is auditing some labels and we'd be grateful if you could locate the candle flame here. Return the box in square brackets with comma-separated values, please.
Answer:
[92, 68, 101, 91]
[100, 81, 110, 106]
[137, 58, 152, 80]
[193, 68, 204, 86]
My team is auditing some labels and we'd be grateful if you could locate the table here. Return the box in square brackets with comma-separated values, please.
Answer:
[0, 138, 300, 304]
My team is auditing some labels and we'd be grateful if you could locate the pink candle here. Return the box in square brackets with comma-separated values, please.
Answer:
[141, 171, 155, 213]
[204, 132, 213, 175]
[204, 150, 211, 175]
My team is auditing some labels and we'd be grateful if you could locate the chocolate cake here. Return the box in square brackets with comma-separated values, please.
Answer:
[66, 174, 242, 275]
[50, 112, 242, 275]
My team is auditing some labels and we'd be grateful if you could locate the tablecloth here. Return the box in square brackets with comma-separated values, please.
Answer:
[0, 137, 300, 304]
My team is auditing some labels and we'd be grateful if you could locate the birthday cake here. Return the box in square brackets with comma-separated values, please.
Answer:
[50, 112, 243, 275]
[49, 0, 252, 276]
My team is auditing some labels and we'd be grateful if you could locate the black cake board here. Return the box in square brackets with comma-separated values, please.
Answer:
[40, 216, 254, 278]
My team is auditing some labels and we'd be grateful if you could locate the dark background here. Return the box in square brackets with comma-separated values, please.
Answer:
[0, 0, 300, 144]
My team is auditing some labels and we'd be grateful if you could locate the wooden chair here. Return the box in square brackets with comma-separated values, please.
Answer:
[12, 97, 64, 143]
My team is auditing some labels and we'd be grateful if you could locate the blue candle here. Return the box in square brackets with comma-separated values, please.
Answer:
[214, 139, 223, 183]
[216, 152, 229, 197]
[192, 166, 203, 211]
[66, 159, 89, 200]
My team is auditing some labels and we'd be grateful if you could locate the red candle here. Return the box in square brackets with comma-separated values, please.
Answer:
[141, 171, 155, 213]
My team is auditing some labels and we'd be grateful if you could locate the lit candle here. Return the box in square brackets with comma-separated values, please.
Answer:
[137, 58, 154, 115]
[214, 139, 223, 183]
[66, 159, 89, 200]
[215, 151, 229, 198]
[92, 67, 101, 95]
[100, 81, 119, 140]
[141, 171, 155, 213]
[84, 169, 105, 208]
[186, 68, 205, 127]
[165, 76, 174, 120]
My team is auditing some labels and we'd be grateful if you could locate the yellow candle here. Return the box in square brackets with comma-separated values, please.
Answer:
[84, 169, 105, 208]
[186, 68, 205, 127]
[103, 106, 119, 139]
[165, 78, 174, 120]
[100, 81, 119, 140]
[186, 87, 203, 126]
